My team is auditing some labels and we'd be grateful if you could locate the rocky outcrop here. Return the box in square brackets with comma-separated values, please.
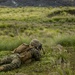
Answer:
[0, 0, 75, 7]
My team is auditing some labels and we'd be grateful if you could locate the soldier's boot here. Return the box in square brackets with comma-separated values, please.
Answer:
[0, 66, 4, 72]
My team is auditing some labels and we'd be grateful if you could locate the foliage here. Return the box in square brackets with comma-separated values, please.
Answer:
[0, 36, 31, 51]
[54, 35, 75, 46]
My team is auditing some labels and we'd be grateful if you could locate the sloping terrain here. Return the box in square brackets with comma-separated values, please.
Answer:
[0, 7, 75, 75]
[0, 0, 75, 7]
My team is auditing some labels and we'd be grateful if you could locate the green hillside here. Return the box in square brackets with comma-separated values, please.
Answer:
[0, 7, 75, 75]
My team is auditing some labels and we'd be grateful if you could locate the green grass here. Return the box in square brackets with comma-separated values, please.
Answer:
[0, 7, 75, 23]
[0, 36, 31, 51]
[0, 6, 75, 75]
[53, 35, 75, 46]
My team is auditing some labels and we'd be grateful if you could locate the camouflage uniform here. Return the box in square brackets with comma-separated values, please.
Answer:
[0, 43, 41, 72]
[0, 53, 21, 71]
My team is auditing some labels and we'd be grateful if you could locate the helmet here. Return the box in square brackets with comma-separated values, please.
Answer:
[30, 39, 42, 50]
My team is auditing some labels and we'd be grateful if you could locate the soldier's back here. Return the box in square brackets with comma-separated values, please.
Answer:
[13, 43, 29, 54]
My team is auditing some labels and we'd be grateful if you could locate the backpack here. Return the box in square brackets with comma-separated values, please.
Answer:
[13, 43, 30, 54]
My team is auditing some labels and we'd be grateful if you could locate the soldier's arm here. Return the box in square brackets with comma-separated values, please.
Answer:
[32, 50, 41, 61]
[38, 44, 45, 54]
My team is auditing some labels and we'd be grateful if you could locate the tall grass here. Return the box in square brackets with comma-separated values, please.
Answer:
[53, 35, 75, 47]
[0, 7, 75, 23]
[0, 36, 31, 51]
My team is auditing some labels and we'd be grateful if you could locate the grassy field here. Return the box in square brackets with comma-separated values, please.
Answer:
[0, 6, 75, 75]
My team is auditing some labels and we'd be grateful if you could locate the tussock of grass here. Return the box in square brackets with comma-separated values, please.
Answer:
[47, 7, 75, 17]
[0, 36, 31, 51]
[0, 51, 10, 57]
[54, 35, 75, 47]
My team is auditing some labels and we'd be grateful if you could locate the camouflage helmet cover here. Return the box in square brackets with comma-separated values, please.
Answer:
[30, 39, 41, 47]
[30, 39, 45, 54]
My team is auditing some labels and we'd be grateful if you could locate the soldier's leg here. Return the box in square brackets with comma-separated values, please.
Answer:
[0, 56, 12, 65]
[0, 57, 21, 72]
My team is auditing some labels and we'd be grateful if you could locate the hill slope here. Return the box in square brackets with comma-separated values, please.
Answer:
[0, 7, 75, 75]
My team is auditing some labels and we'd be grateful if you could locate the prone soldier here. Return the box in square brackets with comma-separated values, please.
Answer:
[0, 39, 43, 72]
